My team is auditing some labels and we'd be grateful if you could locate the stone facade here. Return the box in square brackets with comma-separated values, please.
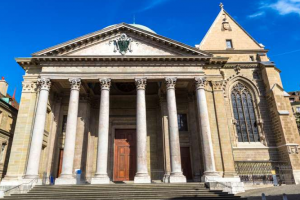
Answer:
[1, 5, 300, 194]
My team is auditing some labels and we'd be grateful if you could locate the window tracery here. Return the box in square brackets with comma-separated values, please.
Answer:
[231, 82, 259, 142]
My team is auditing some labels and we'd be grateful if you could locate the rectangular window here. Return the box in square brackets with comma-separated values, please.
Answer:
[226, 39, 233, 49]
[296, 107, 300, 113]
[290, 98, 295, 103]
[177, 114, 188, 131]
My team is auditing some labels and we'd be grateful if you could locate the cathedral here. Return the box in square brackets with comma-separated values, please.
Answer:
[1, 4, 300, 194]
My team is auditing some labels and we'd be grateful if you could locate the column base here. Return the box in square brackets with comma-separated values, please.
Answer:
[169, 173, 186, 183]
[134, 173, 151, 183]
[201, 171, 221, 182]
[91, 174, 110, 184]
[163, 174, 170, 183]
[55, 175, 76, 185]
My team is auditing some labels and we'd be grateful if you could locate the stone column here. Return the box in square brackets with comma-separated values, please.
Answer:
[56, 78, 81, 185]
[91, 78, 111, 184]
[24, 78, 51, 179]
[165, 77, 186, 183]
[134, 78, 151, 183]
[160, 94, 171, 183]
[195, 77, 220, 181]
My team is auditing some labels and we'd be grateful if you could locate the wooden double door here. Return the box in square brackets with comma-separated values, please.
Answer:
[114, 129, 136, 181]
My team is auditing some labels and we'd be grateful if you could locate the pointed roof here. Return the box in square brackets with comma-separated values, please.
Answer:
[199, 4, 264, 51]
[32, 23, 211, 57]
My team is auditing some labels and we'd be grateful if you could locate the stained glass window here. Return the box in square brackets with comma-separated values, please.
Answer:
[231, 83, 259, 142]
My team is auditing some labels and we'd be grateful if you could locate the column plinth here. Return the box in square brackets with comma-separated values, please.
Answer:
[195, 77, 220, 182]
[91, 78, 111, 184]
[56, 78, 81, 185]
[24, 78, 51, 180]
[134, 78, 151, 183]
[165, 77, 186, 183]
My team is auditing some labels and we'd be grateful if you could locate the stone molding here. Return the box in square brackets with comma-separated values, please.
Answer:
[195, 77, 207, 90]
[165, 77, 177, 90]
[69, 78, 81, 90]
[135, 78, 147, 90]
[22, 82, 37, 93]
[37, 78, 51, 91]
[99, 78, 111, 90]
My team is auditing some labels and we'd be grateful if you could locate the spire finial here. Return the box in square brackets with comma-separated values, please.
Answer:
[219, 2, 224, 9]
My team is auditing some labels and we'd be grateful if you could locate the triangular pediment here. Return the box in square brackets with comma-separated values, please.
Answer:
[199, 8, 263, 50]
[33, 23, 211, 57]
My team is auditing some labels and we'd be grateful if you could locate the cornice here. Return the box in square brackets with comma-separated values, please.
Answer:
[206, 49, 269, 54]
[16, 56, 213, 68]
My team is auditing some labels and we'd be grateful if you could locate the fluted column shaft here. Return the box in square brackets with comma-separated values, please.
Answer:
[24, 78, 51, 179]
[56, 78, 81, 185]
[91, 78, 111, 184]
[134, 78, 151, 183]
[165, 77, 186, 183]
[195, 77, 219, 181]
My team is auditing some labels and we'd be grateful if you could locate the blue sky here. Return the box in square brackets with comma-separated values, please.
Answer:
[1, 0, 300, 102]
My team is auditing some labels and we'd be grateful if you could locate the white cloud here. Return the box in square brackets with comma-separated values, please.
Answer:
[138, 0, 170, 12]
[267, 0, 300, 16]
[248, 11, 265, 18]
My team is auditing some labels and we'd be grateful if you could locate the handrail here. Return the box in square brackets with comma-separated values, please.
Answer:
[3, 178, 38, 195]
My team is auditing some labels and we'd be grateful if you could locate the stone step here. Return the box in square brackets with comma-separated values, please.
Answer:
[3, 184, 245, 200]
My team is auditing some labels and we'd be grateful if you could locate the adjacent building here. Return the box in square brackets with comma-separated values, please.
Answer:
[0, 78, 18, 180]
[1, 4, 300, 193]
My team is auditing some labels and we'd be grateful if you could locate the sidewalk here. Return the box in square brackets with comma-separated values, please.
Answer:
[238, 184, 300, 200]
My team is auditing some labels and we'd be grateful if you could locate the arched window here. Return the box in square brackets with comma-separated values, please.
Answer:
[231, 82, 259, 142]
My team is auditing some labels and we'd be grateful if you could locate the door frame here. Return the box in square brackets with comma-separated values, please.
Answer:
[109, 123, 136, 181]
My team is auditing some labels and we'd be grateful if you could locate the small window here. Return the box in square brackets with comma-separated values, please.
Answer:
[226, 40, 233, 49]
[177, 114, 188, 131]
[62, 115, 67, 132]
[290, 98, 295, 103]
[296, 107, 300, 113]
[250, 56, 255, 61]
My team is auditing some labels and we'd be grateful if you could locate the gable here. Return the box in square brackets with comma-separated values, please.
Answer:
[199, 8, 263, 51]
[32, 23, 211, 57]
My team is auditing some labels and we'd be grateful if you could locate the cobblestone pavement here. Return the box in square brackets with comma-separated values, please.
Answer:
[238, 184, 300, 200]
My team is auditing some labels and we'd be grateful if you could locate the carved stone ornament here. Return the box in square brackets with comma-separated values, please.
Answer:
[37, 78, 51, 91]
[135, 78, 147, 90]
[287, 144, 299, 154]
[165, 77, 177, 90]
[100, 78, 111, 90]
[22, 82, 37, 93]
[212, 81, 224, 91]
[110, 33, 133, 55]
[234, 65, 241, 74]
[221, 13, 232, 31]
[195, 77, 206, 90]
[69, 78, 81, 90]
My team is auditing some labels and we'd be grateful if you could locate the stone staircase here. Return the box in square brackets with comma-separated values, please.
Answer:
[4, 183, 247, 200]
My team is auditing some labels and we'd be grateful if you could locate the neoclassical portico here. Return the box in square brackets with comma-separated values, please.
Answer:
[23, 75, 219, 184]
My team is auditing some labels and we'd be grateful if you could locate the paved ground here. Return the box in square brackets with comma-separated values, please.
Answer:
[238, 184, 300, 200]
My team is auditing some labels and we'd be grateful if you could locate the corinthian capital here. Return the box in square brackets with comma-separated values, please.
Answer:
[37, 78, 51, 91]
[195, 77, 206, 90]
[135, 78, 147, 90]
[69, 78, 81, 90]
[100, 78, 111, 90]
[165, 77, 177, 90]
